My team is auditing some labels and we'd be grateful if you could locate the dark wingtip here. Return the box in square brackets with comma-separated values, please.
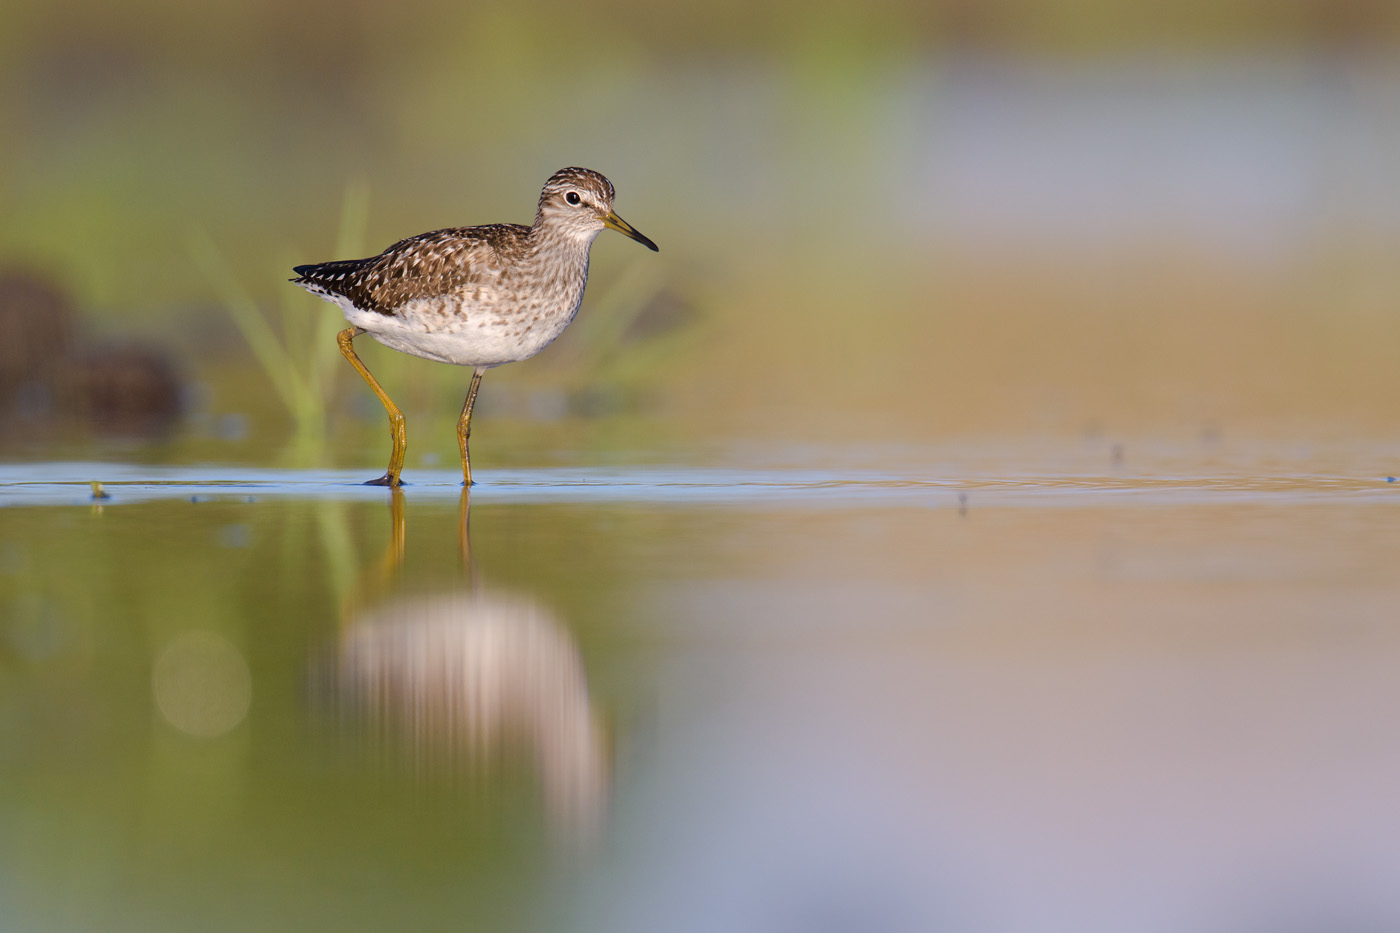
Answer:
[292, 264, 316, 277]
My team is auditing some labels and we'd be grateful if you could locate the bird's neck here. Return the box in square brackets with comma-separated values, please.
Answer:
[525, 219, 600, 272]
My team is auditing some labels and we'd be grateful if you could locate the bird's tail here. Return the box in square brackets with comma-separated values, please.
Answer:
[290, 258, 370, 285]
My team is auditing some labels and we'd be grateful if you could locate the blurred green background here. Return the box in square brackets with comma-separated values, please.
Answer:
[6, 7, 1400, 928]
[3, 0, 1400, 471]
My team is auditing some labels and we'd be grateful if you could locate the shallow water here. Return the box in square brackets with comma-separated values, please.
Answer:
[3, 456, 1400, 932]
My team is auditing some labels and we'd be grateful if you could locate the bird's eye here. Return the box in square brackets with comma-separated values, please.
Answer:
[565, 191, 581, 206]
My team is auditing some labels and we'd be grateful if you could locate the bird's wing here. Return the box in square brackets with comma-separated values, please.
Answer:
[292, 224, 529, 315]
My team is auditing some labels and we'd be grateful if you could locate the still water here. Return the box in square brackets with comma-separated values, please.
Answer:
[2, 455, 1399, 932]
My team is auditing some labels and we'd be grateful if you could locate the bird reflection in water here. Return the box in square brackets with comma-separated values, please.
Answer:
[330, 490, 607, 839]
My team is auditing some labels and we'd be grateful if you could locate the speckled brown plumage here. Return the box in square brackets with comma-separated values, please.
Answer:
[293, 224, 531, 317]
[290, 166, 657, 487]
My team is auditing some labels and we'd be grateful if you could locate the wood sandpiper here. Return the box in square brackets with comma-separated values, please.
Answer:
[292, 166, 658, 487]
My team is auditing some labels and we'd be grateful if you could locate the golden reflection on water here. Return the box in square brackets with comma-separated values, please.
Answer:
[330, 491, 608, 838]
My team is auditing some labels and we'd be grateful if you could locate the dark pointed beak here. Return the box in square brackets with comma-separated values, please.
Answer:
[603, 210, 659, 252]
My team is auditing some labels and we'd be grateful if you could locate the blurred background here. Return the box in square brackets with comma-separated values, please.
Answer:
[4, 0, 1400, 471]
[6, 5, 1400, 931]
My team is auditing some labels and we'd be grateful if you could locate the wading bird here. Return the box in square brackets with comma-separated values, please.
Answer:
[292, 167, 658, 486]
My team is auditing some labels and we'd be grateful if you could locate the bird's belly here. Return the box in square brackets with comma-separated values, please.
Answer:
[342, 295, 581, 368]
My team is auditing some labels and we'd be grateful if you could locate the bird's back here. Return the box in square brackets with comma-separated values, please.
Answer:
[292, 224, 532, 315]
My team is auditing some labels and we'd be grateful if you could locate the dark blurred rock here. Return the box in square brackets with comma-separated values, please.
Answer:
[65, 343, 183, 437]
[0, 268, 183, 439]
[0, 271, 78, 397]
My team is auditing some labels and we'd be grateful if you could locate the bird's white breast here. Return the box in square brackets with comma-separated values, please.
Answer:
[331, 288, 584, 369]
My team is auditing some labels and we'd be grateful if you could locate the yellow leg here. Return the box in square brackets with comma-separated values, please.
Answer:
[337, 327, 406, 487]
[456, 368, 485, 486]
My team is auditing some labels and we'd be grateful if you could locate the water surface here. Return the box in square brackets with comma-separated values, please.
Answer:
[2, 457, 1399, 932]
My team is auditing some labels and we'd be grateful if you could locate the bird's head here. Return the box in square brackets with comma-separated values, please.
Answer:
[537, 166, 658, 251]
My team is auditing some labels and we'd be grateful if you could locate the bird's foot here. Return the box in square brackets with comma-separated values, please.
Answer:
[364, 474, 407, 487]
